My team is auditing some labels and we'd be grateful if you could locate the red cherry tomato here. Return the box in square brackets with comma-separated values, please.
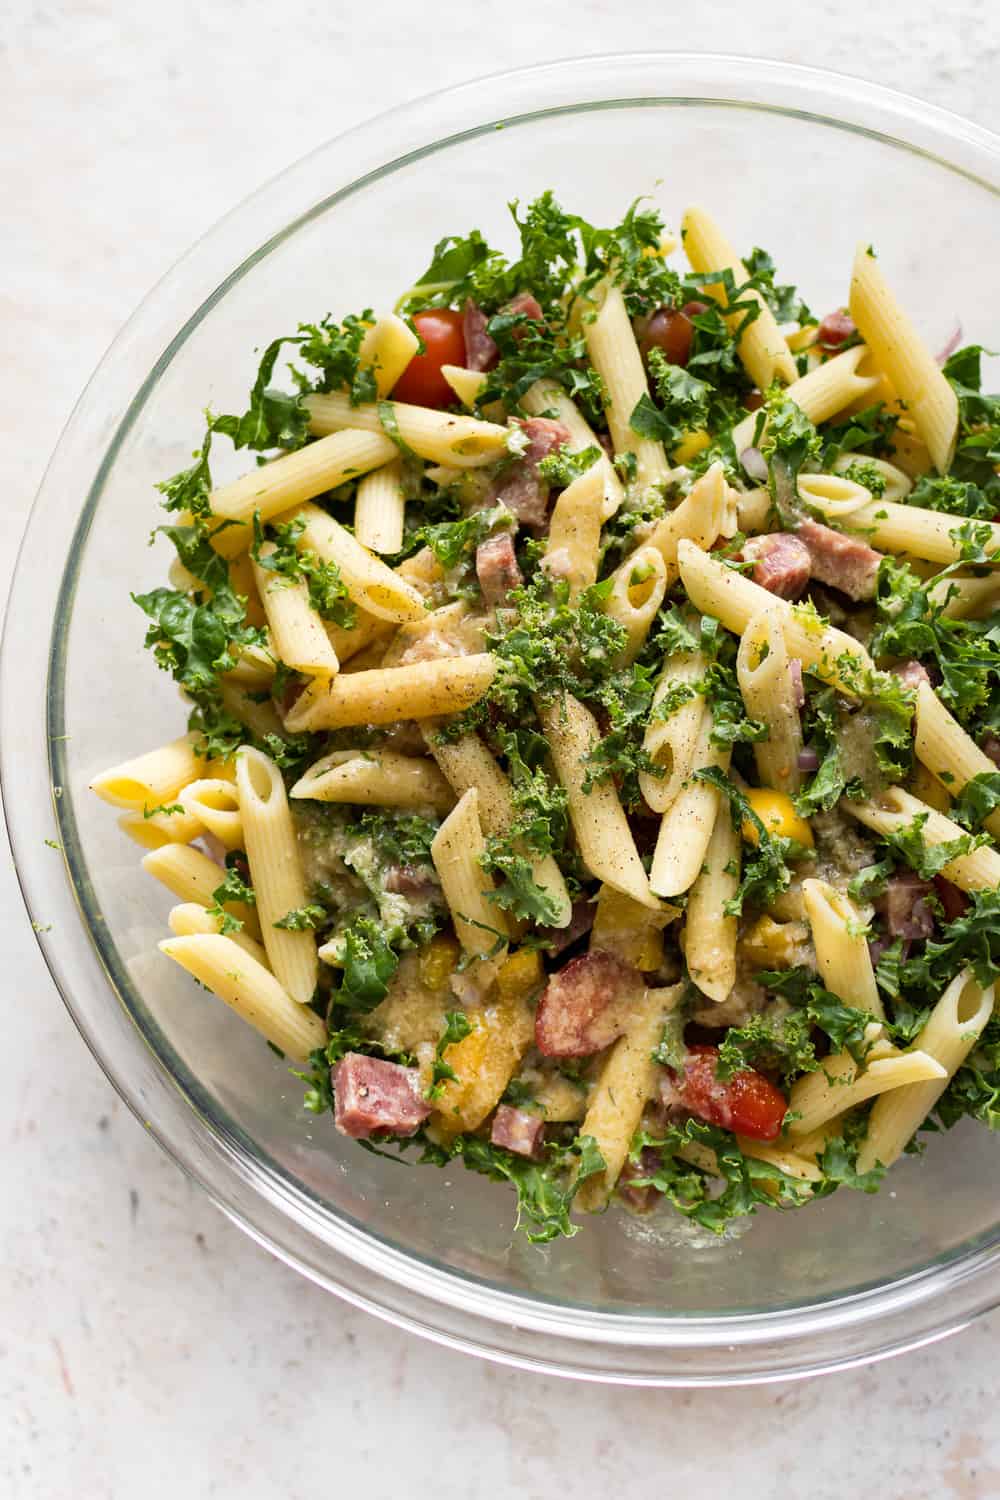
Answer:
[391, 310, 466, 408]
[678, 1044, 787, 1141]
[640, 302, 701, 367]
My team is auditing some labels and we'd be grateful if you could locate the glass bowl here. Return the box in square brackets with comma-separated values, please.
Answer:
[6, 54, 1000, 1386]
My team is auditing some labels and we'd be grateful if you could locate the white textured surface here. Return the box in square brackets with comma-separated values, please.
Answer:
[4, 4, 1000, 1496]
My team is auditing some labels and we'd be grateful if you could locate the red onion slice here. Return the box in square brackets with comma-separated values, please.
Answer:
[935, 322, 963, 365]
[740, 446, 769, 484]
[789, 657, 805, 708]
[797, 746, 820, 772]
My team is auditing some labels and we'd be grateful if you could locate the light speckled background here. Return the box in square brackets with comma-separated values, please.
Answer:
[4, 4, 1000, 1496]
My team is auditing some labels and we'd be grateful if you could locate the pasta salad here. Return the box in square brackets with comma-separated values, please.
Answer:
[92, 195, 1000, 1243]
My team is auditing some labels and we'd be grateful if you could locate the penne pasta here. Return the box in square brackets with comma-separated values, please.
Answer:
[286, 502, 426, 623]
[577, 984, 685, 1211]
[848, 243, 959, 473]
[844, 785, 1000, 891]
[683, 808, 741, 1003]
[427, 732, 572, 928]
[521, 377, 624, 517]
[358, 313, 420, 397]
[537, 694, 659, 909]
[682, 204, 797, 390]
[637, 461, 727, 583]
[802, 879, 883, 1019]
[235, 746, 318, 1005]
[90, 733, 214, 810]
[354, 458, 406, 555]
[141, 843, 261, 940]
[649, 713, 731, 898]
[857, 969, 995, 1172]
[284, 652, 497, 732]
[602, 546, 668, 664]
[430, 788, 508, 973]
[639, 649, 708, 815]
[167, 901, 269, 966]
[913, 681, 1000, 839]
[731, 344, 879, 453]
[252, 542, 341, 677]
[583, 282, 671, 494]
[677, 539, 874, 693]
[803, 495, 1000, 565]
[542, 461, 606, 600]
[159, 935, 326, 1063]
[290, 748, 455, 814]
[178, 778, 244, 852]
[786, 1049, 947, 1139]
[305, 390, 510, 467]
[736, 604, 804, 793]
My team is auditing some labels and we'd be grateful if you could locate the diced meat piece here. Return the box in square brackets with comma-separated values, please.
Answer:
[490, 1104, 545, 1158]
[982, 734, 1000, 769]
[463, 299, 498, 373]
[797, 517, 883, 602]
[877, 870, 935, 941]
[332, 1054, 431, 1140]
[744, 389, 765, 413]
[817, 309, 857, 349]
[789, 657, 805, 708]
[896, 659, 931, 691]
[505, 290, 544, 326]
[494, 416, 571, 529]
[537, 898, 596, 958]
[384, 863, 437, 896]
[616, 1149, 662, 1213]
[535, 950, 644, 1058]
[742, 532, 812, 600]
[933, 875, 969, 924]
[475, 531, 523, 607]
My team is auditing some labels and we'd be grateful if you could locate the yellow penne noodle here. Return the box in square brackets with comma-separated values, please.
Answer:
[805, 496, 1000, 564]
[427, 731, 572, 928]
[543, 462, 605, 601]
[736, 605, 804, 794]
[602, 546, 668, 664]
[359, 313, 420, 397]
[117, 806, 203, 851]
[786, 1050, 947, 1139]
[90, 733, 214, 810]
[682, 205, 797, 390]
[354, 458, 406, 554]
[178, 778, 244, 852]
[677, 539, 874, 693]
[831, 452, 913, 503]
[640, 650, 708, 815]
[801, 879, 883, 1019]
[208, 430, 397, 556]
[440, 364, 487, 408]
[844, 785, 1000, 891]
[858, 970, 995, 1172]
[252, 543, 340, 677]
[577, 984, 685, 1211]
[913, 682, 1000, 839]
[305, 391, 509, 466]
[290, 749, 455, 814]
[683, 808, 740, 1002]
[538, 694, 659, 909]
[284, 652, 497, 732]
[730, 344, 878, 453]
[159, 935, 325, 1063]
[649, 715, 731, 898]
[583, 281, 670, 494]
[141, 843, 261, 940]
[236, 746, 318, 1005]
[287, 502, 426, 623]
[219, 680, 286, 742]
[430, 788, 508, 970]
[848, 244, 959, 473]
[636, 461, 727, 583]
[167, 901, 270, 966]
[928, 571, 1000, 620]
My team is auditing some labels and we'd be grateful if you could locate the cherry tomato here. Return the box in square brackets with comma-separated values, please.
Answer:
[639, 300, 707, 368]
[678, 1044, 787, 1141]
[391, 310, 466, 408]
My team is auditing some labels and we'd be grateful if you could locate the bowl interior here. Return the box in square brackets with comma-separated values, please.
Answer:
[46, 86, 1000, 1327]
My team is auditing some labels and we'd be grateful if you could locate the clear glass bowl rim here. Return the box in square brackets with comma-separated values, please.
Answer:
[6, 52, 1000, 1385]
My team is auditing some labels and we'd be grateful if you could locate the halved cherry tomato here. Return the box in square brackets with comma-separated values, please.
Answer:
[678, 1044, 787, 1141]
[639, 300, 707, 368]
[391, 309, 466, 408]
